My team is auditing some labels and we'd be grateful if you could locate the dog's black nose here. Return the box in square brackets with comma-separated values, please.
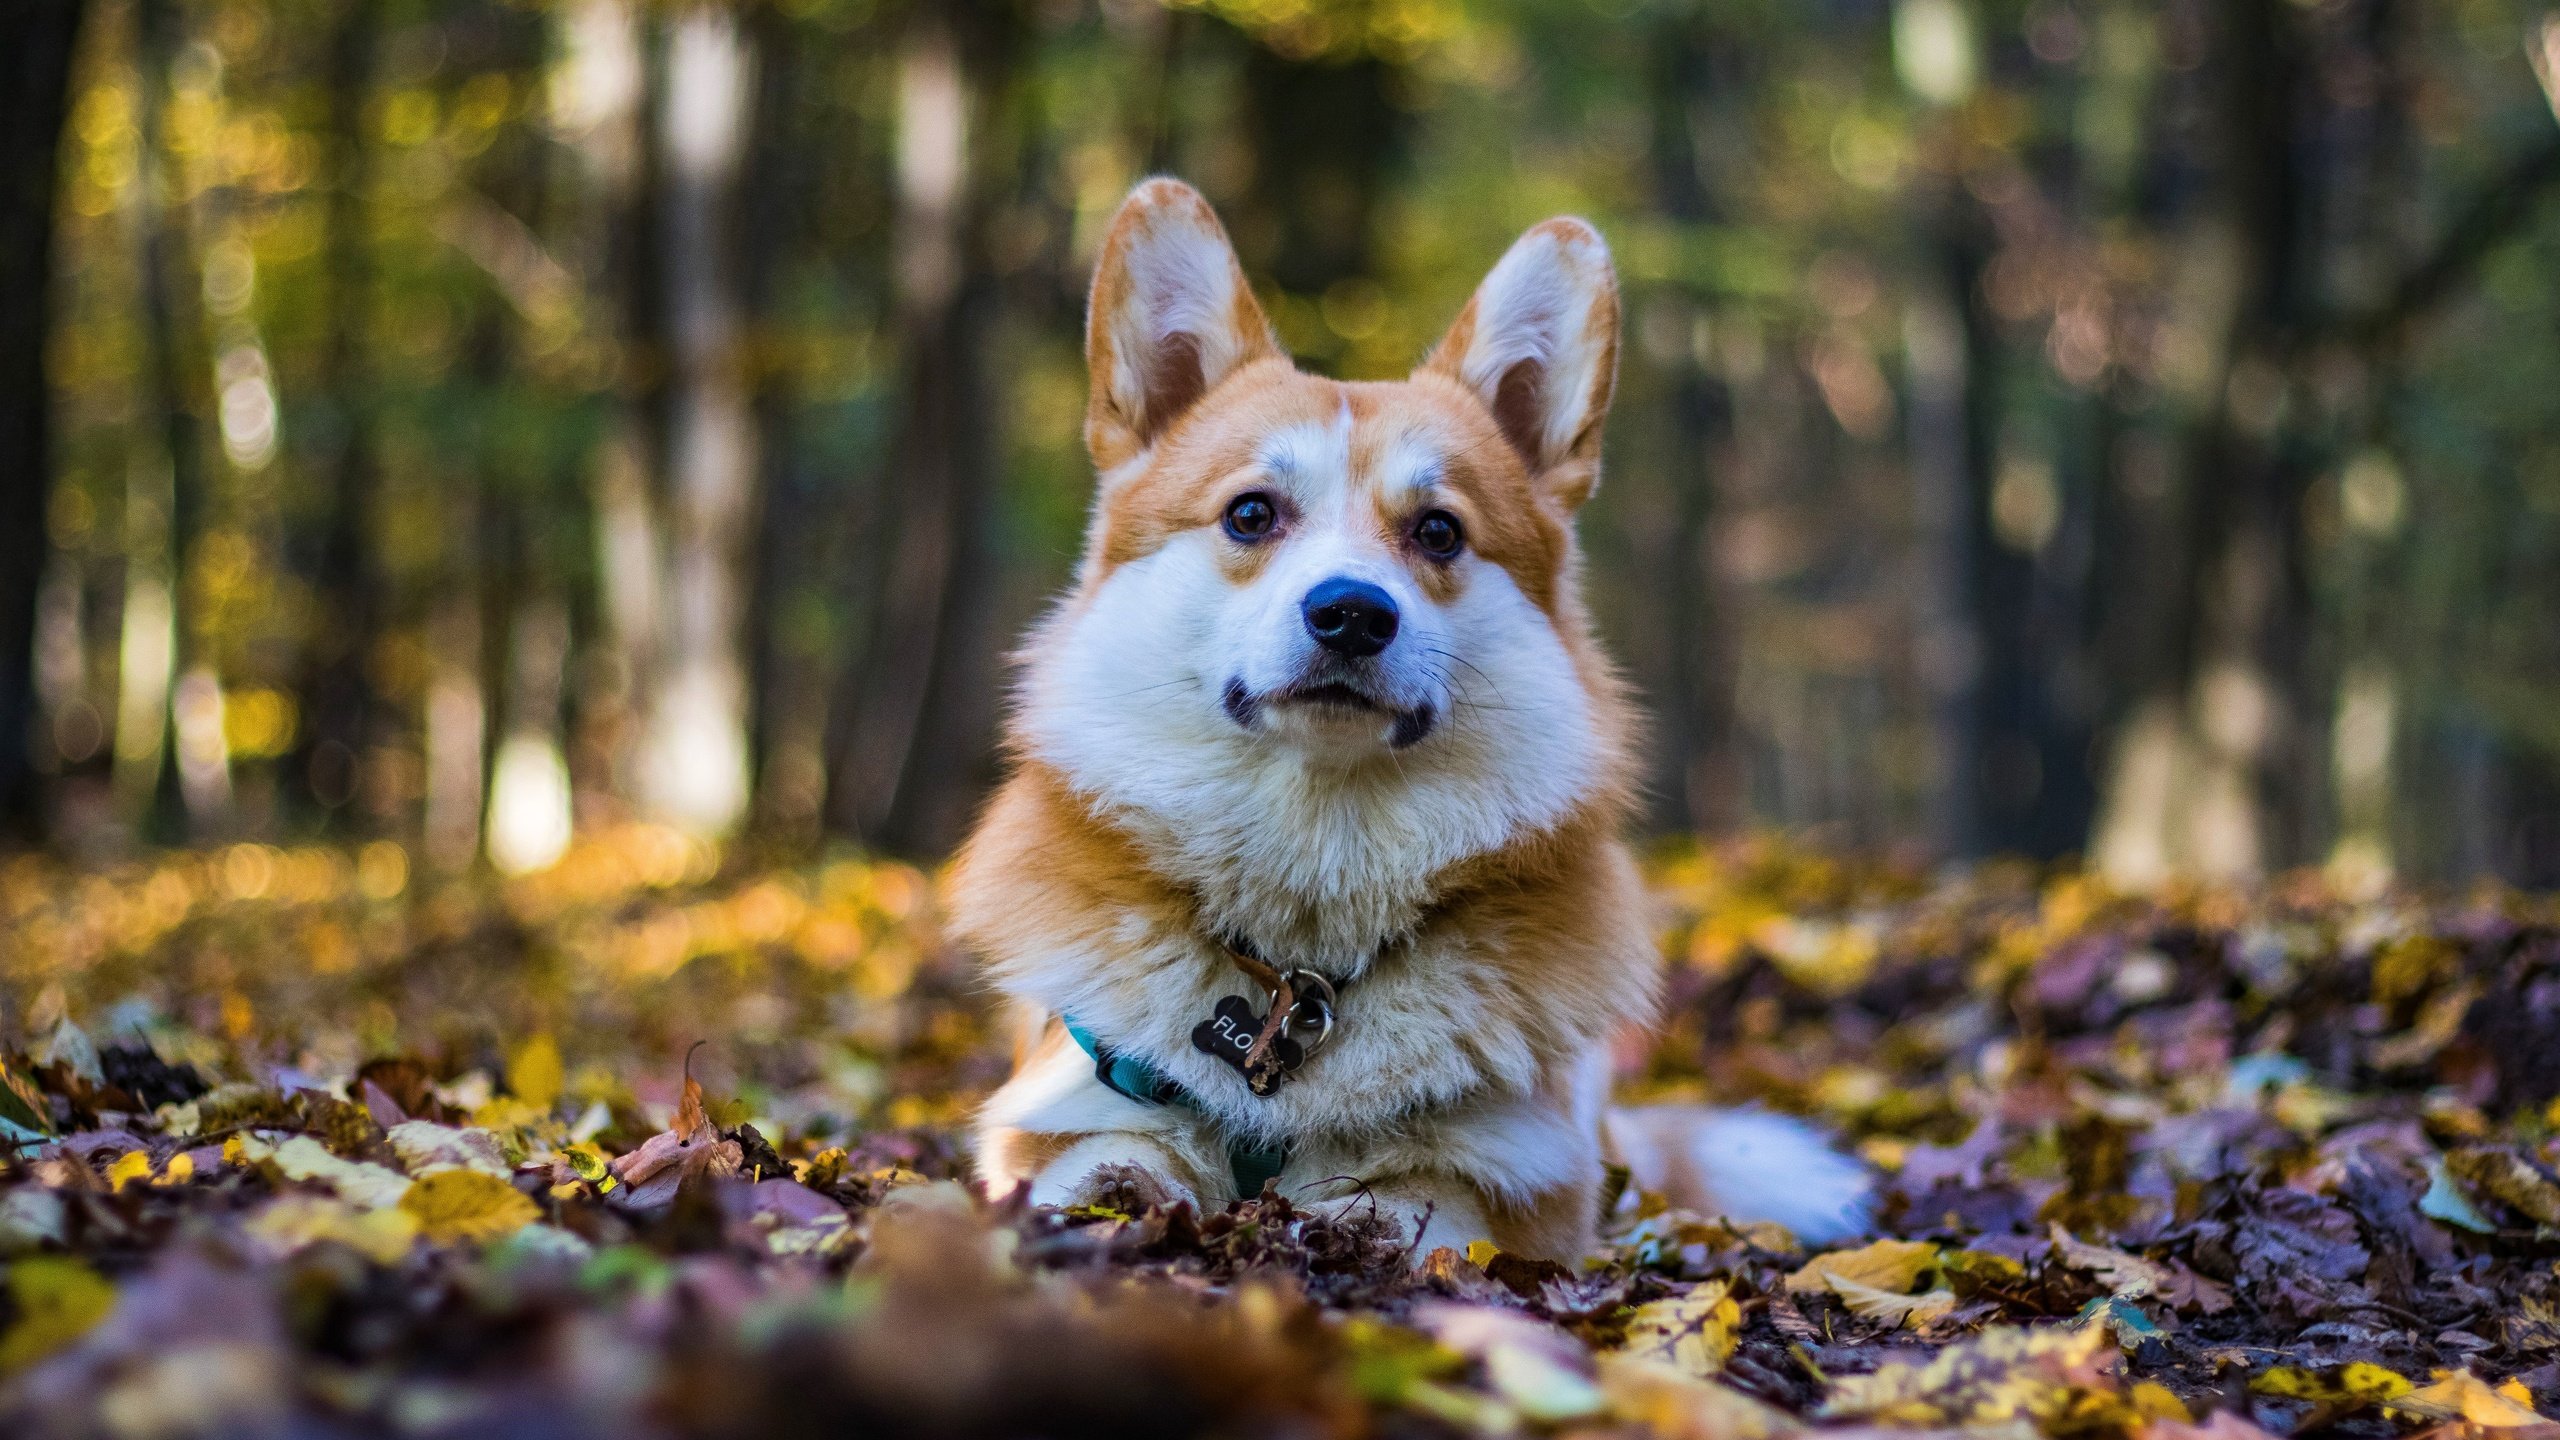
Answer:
[1303, 578, 1399, 658]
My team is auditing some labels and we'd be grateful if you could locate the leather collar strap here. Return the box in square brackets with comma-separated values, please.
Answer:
[1060, 1016, 1289, 1199]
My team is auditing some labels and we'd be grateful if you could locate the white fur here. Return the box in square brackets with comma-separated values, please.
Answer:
[1021, 472, 1599, 971]
[1603, 1104, 1875, 1245]
[978, 887, 1628, 1153]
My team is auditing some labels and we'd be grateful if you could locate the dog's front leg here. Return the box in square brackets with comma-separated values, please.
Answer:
[975, 1022, 1233, 1210]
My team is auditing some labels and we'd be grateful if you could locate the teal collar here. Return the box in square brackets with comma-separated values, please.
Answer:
[1061, 1016, 1291, 1200]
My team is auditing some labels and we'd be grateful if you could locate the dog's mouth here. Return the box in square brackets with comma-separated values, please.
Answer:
[1223, 677, 1437, 749]
[1280, 680, 1382, 712]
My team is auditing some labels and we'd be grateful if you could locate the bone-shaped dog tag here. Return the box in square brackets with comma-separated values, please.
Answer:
[1190, 995, 1302, 1096]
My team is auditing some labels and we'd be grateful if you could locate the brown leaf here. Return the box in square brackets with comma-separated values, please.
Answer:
[674, 1070, 713, 1145]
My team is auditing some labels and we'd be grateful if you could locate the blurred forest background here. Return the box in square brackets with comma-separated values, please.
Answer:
[8, 0, 2560, 888]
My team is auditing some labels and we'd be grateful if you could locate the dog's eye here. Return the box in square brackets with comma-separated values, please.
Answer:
[1413, 509, 1464, 559]
[1222, 493, 1278, 543]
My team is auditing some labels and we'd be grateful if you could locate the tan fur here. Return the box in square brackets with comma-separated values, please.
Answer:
[957, 179, 1655, 1263]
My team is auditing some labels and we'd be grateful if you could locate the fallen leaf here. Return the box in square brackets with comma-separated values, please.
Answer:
[0, 1257, 115, 1373]
[1787, 1238, 1939, 1296]
[1339, 1316, 1506, 1431]
[230, 1133, 410, 1209]
[0, 1061, 53, 1138]
[508, 1033, 564, 1111]
[358, 1078, 407, 1130]
[243, 1194, 420, 1265]
[2079, 1295, 2165, 1352]
[0, 1190, 68, 1255]
[40, 1019, 103, 1089]
[2250, 1362, 2414, 1406]
[1830, 1274, 1960, 1328]
[384, 1120, 511, 1177]
[2390, 1370, 2552, 1428]
[2130, 1381, 2190, 1421]
[2447, 1146, 2560, 1228]
[1599, 1353, 1802, 1440]
[1620, 1279, 1742, 1376]
[1416, 1303, 1604, 1422]
[2049, 1224, 2172, 1299]
[2139, 1410, 2289, 1440]
[397, 1169, 539, 1243]
[103, 1150, 152, 1193]
[604, 1067, 742, 1209]
[2422, 1156, 2501, 1234]
[1820, 1322, 2126, 1430]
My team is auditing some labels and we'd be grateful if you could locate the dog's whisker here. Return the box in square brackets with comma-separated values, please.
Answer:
[1095, 675, 1201, 702]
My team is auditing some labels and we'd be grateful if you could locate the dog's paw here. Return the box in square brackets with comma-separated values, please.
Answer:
[1312, 1180, 1494, 1267]
[1064, 1161, 1191, 1214]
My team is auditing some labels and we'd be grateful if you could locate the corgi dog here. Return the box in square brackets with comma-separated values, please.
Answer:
[955, 179, 1869, 1262]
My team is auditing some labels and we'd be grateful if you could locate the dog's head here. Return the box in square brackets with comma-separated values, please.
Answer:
[1017, 179, 1631, 868]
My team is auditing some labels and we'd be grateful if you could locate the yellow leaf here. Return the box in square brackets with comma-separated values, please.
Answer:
[1598, 1354, 1801, 1440]
[1826, 1274, 1958, 1328]
[1749, 916, 1882, 996]
[1786, 1237, 1938, 1295]
[2389, 1370, 2550, 1428]
[0, 1257, 115, 1373]
[154, 1153, 194, 1187]
[2447, 1147, 2560, 1228]
[508, 1034, 564, 1112]
[234, 1133, 411, 1208]
[1821, 1322, 2125, 1430]
[1621, 1279, 1741, 1377]
[104, 1150, 152, 1193]
[245, 1194, 420, 1265]
[2132, 1382, 2190, 1421]
[397, 1169, 539, 1244]
[2250, 1362, 2413, 1405]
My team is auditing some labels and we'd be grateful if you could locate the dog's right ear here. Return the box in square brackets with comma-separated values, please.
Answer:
[1085, 179, 1283, 474]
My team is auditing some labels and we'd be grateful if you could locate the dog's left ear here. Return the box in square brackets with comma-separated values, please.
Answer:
[1421, 218, 1620, 511]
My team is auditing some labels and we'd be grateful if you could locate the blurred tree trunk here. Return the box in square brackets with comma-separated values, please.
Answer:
[132, 0, 214, 843]
[2094, 0, 2313, 881]
[553, 0, 659, 823]
[1926, 183, 2098, 862]
[635, 7, 760, 837]
[432, 3, 553, 871]
[823, 0, 1017, 855]
[289, 0, 383, 825]
[1641, 14, 1745, 835]
[2198, 0, 2322, 872]
[740, 2, 822, 845]
[1902, 182, 1987, 860]
[0, 0, 88, 843]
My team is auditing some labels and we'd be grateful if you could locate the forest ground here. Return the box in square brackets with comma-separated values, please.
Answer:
[0, 830, 2556, 1439]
